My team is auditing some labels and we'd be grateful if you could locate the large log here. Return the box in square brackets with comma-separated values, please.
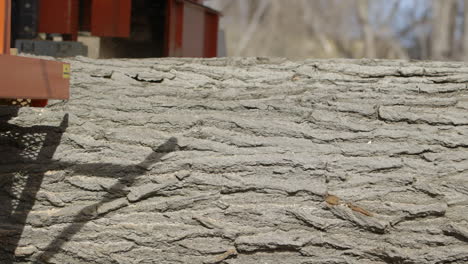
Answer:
[1, 57, 468, 264]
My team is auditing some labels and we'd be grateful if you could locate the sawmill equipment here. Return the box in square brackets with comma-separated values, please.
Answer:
[0, 0, 69, 107]
[12, 0, 221, 58]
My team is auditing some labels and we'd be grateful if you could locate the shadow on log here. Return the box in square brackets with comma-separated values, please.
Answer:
[0, 107, 178, 263]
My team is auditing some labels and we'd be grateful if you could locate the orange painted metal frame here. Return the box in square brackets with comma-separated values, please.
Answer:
[0, 54, 70, 100]
[33, 0, 218, 58]
[0, 0, 10, 54]
[0, 0, 69, 106]
[91, 0, 132, 38]
[38, 0, 131, 39]
[165, 0, 184, 57]
[38, 0, 80, 41]
[204, 11, 218, 57]
[164, 0, 219, 58]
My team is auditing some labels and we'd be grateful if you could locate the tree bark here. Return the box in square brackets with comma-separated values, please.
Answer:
[1, 56, 468, 263]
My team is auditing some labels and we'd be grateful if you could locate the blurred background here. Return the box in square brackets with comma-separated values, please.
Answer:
[205, 0, 468, 60]
[9, 0, 468, 61]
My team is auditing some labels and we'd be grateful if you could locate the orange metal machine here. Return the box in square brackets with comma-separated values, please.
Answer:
[14, 0, 220, 58]
[0, 0, 69, 107]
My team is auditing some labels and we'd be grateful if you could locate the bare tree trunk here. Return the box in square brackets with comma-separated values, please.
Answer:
[213, 0, 435, 60]
[238, 0, 250, 29]
[418, 32, 430, 60]
[235, 0, 270, 56]
[357, 0, 376, 58]
[464, 0, 468, 61]
[431, 0, 457, 60]
[301, 0, 334, 55]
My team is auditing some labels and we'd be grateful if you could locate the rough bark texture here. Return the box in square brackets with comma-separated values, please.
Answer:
[1, 57, 468, 264]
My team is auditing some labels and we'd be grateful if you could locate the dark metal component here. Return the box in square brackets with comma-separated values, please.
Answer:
[15, 39, 87, 57]
[79, 0, 92, 32]
[11, 0, 38, 46]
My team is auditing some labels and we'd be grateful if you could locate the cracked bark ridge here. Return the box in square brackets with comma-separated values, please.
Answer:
[0, 57, 467, 264]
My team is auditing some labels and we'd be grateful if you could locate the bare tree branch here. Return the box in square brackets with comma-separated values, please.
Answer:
[464, 0, 468, 61]
[356, 0, 376, 58]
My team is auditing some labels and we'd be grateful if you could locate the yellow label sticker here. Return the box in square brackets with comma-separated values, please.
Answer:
[63, 64, 71, 79]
